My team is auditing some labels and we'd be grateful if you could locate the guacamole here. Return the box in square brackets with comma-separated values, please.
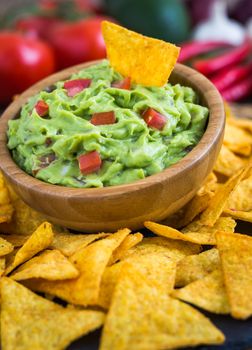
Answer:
[7, 60, 208, 188]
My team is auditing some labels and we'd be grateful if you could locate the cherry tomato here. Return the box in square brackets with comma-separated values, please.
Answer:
[0, 32, 55, 105]
[48, 16, 114, 69]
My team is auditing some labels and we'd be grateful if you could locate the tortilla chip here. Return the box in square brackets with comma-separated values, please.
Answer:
[98, 253, 176, 309]
[224, 101, 235, 119]
[1, 277, 104, 350]
[223, 123, 252, 156]
[5, 222, 54, 275]
[24, 229, 130, 306]
[224, 208, 252, 223]
[50, 232, 109, 256]
[145, 221, 205, 244]
[109, 232, 143, 265]
[119, 237, 202, 262]
[181, 217, 236, 245]
[178, 192, 213, 228]
[0, 257, 5, 276]
[228, 115, 252, 134]
[10, 250, 79, 281]
[173, 269, 230, 314]
[100, 264, 224, 350]
[0, 234, 30, 247]
[214, 145, 248, 177]
[226, 174, 252, 211]
[216, 231, 252, 319]
[199, 167, 249, 226]
[177, 173, 221, 228]
[102, 21, 180, 86]
[197, 172, 218, 196]
[0, 172, 13, 223]
[97, 263, 122, 310]
[175, 248, 220, 287]
[0, 194, 47, 235]
[0, 236, 14, 257]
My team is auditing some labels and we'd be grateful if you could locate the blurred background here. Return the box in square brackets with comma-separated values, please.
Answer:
[0, 0, 251, 106]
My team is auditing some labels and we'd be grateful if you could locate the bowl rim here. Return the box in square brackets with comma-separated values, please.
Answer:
[0, 61, 225, 199]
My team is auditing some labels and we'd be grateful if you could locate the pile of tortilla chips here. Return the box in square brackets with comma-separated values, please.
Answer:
[1, 22, 252, 350]
[0, 104, 252, 349]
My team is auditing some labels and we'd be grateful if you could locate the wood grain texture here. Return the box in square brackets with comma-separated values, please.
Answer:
[0, 62, 225, 232]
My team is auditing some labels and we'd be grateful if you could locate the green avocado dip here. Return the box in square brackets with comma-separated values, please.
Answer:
[7, 60, 208, 188]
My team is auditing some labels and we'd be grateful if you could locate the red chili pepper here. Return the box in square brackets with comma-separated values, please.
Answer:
[91, 111, 116, 125]
[178, 40, 232, 63]
[211, 63, 252, 91]
[221, 76, 252, 102]
[64, 78, 92, 97]
[112, 77, 131, 90]
[78, 151, 102, 174]
[35, 100, 49, 117]
[142, 108, 167, 130]
[193, 41, 252, 76]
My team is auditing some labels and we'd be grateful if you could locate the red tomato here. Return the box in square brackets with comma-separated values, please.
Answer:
[78, 151, 102, 174]
[64, 78, 92, 97]
[112, 77, 131, 90]
[14, 16, 61, 40]
[91, 111, 116, 125]
[0, 32, 55, 105]
[142, 108, 167, 130]
[35, 100, 49, 117]
[48, 16, 114, 69]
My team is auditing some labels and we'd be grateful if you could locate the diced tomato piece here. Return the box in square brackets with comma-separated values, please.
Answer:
[112, 77, 131, 90]
[78, 151, 102, 174]
[91, 111, 116, 125]
[35, 100, 49, 117]
[64, 78, 92, 97]
[142, 108, 167, 130]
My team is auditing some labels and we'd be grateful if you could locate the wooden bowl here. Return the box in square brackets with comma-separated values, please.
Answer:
[0, 61, 225, 232]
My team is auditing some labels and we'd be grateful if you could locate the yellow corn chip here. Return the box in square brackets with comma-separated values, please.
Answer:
[0, 234, 30, 247]
[216, 231, 252, 319]
[199, 167, 249, 226]
[0, 257, 5, 276]
[224, 208, 252, 223]
[5, 222, 54, 275]
[226, 174, 252, 211]
[102, 21, 180, 86]
[175, 248, 220, 287]
[0, 194, 47, 235]
[119, 236, 202, 262]
[224, 101, 235, 119]
[97, 263, 122, 310]
[228, 115, 252, 133]
[1, 277, 104, 350]
[177, 172, 220, 228]
[100, 264, 224, 350]
[50, 232, 109, 256]
[173, 269, 230, 314]
[24, 229, 130, 306]
[181, 217, 236, 245]
[10, 250, 79, 281]
[0, 172, 13, 223]
[224, 123, 252, 156]
[109, 232, 143, 265]
[97, 253, 176, 309]
[214, 145, 248, 177]
[0, 236, 14, 257]
[145, 221, 204, 244]
[178, 192, 213, 228]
